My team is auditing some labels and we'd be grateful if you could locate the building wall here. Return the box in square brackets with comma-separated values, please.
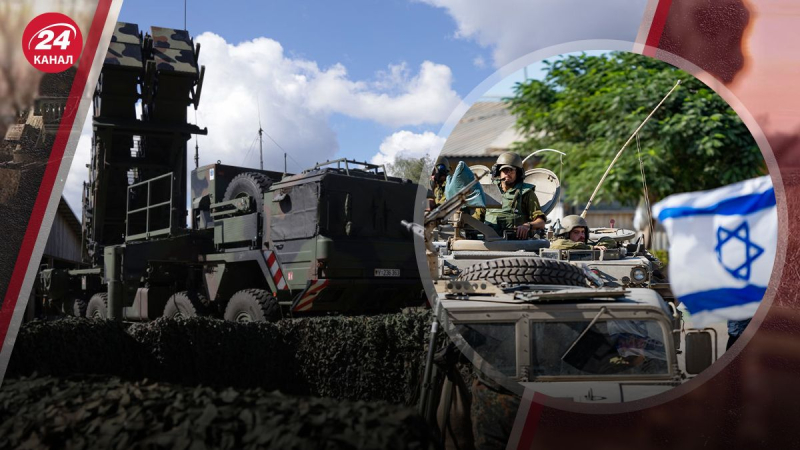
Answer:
[42, 206, 82, 266]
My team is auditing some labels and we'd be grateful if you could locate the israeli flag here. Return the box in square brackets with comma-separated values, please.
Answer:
[652, 176, 776, 327]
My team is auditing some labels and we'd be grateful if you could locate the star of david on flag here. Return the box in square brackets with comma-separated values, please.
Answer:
[652, 176, 777, 327]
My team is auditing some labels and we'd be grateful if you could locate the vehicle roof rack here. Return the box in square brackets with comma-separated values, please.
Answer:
[305, 158, 388, 180]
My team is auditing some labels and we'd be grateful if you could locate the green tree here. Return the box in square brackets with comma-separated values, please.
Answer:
[507, 52, 765, 206]
[385, 154, 434, 184]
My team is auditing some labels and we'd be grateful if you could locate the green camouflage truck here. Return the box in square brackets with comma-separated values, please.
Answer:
[37, 23, 422, 322]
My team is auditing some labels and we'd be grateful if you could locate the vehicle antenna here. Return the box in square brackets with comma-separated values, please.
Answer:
[581, 79, 681, 218]
[194, 109, 199, 169]
[257, 99, 264, 170]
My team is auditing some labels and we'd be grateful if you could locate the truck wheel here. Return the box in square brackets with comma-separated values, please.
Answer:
[163, 291, 209, 319]
[86, 293, 108, 319]
[223, 289, 281, 323]
[222, 172, 273, 213]
[70, 297, 87, 318]
[458, 257, 586, 287]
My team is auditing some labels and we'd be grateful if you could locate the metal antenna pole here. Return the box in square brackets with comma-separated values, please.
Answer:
[581, 80, 681, 218]
[257, 99, 263, 170]
[259, 127, 263, 170]
[284, 153, 287, 176]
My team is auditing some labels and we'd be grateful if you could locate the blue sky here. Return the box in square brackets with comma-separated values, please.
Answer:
[117, 0, 492, 166]
[64, 0, 644, 211]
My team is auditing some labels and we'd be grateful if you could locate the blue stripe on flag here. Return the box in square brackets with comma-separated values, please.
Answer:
[679, 285, 766, 313]
[657, 188, 776, 221]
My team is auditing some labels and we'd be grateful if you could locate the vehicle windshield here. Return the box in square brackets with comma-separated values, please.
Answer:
[455, 323, 517, 377]
[531, 320, 669, 377]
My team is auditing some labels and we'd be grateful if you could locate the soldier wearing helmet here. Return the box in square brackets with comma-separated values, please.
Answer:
[485, 152, 546, 239]
[428, 156, 486, 220]
[551, 215, 616, 250]
[430, 156, 451, 208]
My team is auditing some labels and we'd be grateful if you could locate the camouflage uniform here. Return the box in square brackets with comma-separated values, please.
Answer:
[484, 180, 545, 235]
[433, 181, 447, 206]
[471, 377, 520, 450]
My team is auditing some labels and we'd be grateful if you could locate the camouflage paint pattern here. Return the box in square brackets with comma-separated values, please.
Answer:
[104, 22, 142, 69]
[150, 26, 197, 74]
[470, 378, 520, 450]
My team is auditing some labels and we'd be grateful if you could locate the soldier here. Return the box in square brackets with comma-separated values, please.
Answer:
[484, 152, 545, 239]
[430, 156, 450, 208]
[550, 215, 616, 250]
[429, 156, 485, 221]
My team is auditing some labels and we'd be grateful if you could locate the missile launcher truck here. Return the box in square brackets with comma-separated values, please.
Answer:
[38, 23, 423, 322]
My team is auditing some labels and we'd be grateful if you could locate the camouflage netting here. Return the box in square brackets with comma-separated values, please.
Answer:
[7, 318, 144, 378]
[0, 375, 435, 450]
[7, 311, 434, 405]
[281, 311, 431, 404]
[127, 318, 300, 393]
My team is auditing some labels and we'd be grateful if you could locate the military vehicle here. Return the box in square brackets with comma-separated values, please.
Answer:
[412, 181, 716, 408]
[437, 280, 716, 402]
[38, 23, 422, 322]
[429, 164, 669, 297]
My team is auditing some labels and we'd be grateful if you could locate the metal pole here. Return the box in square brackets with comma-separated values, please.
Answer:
[521, 148, 566, 166]
[419, 300, 442, 417]
[259, 126, 263, 170]
[581, 80, 681, 218]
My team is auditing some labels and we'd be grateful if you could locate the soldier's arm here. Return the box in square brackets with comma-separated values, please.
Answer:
[525, 191, 546, 230]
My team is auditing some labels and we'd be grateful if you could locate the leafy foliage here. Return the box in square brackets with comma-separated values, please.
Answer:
[386, 154, 434, 184]
[507, 52, 765, 205]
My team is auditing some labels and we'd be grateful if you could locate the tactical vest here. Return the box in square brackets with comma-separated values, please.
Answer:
[485, 181, 535, 231]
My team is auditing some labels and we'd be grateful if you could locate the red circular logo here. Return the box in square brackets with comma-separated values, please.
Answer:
[21, 13, 83, 73]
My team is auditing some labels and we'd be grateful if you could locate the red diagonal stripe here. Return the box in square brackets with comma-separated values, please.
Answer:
[0, 0, 113, 348]
[294, 280, 328, 311]
[644, 0, 673, 56]
[516, 393, 545, 450]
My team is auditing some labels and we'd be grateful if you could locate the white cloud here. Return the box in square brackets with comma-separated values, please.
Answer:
[371, 130, 446, 166]
[418, 0, 646, 67]
[64, 32, 461, 211]
[63, 114, 91, 212]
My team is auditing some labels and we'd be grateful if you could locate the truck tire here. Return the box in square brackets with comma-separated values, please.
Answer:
[223, 289, 281, 323]
[222, 172, 273, 213]
[458, 257, 586, 287]
[71, 297, 87, 318]
[163, 291, 209, 319]
[86, 293, 108, 319]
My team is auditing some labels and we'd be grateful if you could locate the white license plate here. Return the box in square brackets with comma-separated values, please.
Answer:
[374, 268, 400, 277]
